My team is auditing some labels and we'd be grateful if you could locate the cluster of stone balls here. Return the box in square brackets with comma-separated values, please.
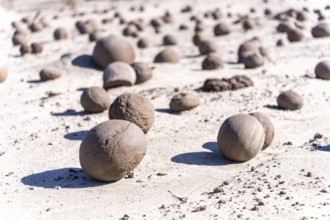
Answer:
[3, 4, 330, 182]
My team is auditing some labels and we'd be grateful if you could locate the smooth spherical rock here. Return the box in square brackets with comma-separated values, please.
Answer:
[137, 37, 153, 48]
[311, 23, 330, 38]
[169, 92, 200, 112]
[198, 40, 218, 55]
[79, 120, 147, 182]
[287, 28, 304, 42]
[12, 34, 28, 46]
[103, 62, 136, 89]
[76, 20, 99, 34]
[54, 28, 68, 40]
[89, 32, 104, 42]
[315, 60, 330, 80]
[202, 53, 224, 70]
[238, 38, 264, 63]
[277, 90, 303, 110]
[276, 21, 294, 33]
[217, 114, 265, 162]
[214, 22, 230, 36]
[39, 67, 62, 81]
[131, 62, 153, 84]
[249, 112, 275, 150]
[109, 93, 155, 133]
[20, 44, 32, 55]
[80, 87, 111, 113]
[92, 35, 136, 68]
[31, 43, 43, 54]
[29, 22, 43, 32]
[163, 34, 178, 46]
[0, 61, 8, 83]
[243, 53, 265, 69]
[154, 48, 180, 63]
[192, 32, 205, 46]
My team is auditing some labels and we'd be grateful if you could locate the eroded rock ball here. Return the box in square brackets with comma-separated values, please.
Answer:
[79, 120, 147, 182]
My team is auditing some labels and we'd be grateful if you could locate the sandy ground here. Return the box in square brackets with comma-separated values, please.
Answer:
[1, 0, 330, 219]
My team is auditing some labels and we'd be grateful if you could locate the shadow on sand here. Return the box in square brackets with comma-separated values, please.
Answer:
[64, 130, 88, 141]
[171, 142, 234, 166]
[71, 54, 102, 71]
[21, 168, 110, 189]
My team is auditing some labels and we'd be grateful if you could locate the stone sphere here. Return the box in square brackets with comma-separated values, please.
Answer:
[202, 53, 224, 70]
[198, 40, 218, 55]
[39, 67, 62, 81]
[169, 92, 200, 112]
[311, 23, 330, 38]
[131, 62, 153, 84]
[109, 93, 155, 133]
[31, 43, 43, 54]
[217, 114, 265, 162]
[192, 32, 205, 46]
[154, 48, 180, 63]
[315, 60, 330, 80]
[12, 34, 28, 46]
[214, 22, 230, 36]
[137, 37, 153, 48]
[0, 60, 8, 83]
[79, 120, 147, 182]
[92, 35, 136, 68]
[243, 53, 265, 69]
[249, 112, 275, 150]
[277, 90, 303, 110]
[103, 62, 136, 89]
[163, 34, 178, 46]
[54, 28, 68, 40]
[287, 28, 304, 42]
[80, 87, 111, 113]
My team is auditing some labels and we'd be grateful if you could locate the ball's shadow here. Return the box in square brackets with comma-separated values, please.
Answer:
[64, 130, 88, 141]
[71, 54, 102, 71]
[171, 142, 233, 166]
[21, 168, 109, 189]
[315, 145, 330, 152]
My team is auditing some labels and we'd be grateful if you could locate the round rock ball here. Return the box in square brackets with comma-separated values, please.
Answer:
[249, 112, 275, 150]
[315, 60, 330, 80]
[311, 23, 330, 38]
[154, 48, 180, 63]
[202, 53, 224, 70]
[277, 90, 304, 110]
[137, 37, 153, 48]
[198, 40, 218, 55]
[31, 43, 43, 54]
[80, 87, 111, 113]
[54, 28, 68, 40]
[287, 28, 304, 42]
[79, 120, 147, 182]
[243, 52, 265, 69]
[39, 67, 62, 81]
[109, 93, 155, 133]
[214, 22, 230, 36]
[169, 92, 200, 112]
[217, 114, 265, 162]
[12, 34, 28, 46]
[103, 62, 136, 89]
[92, 35, 136, 68]
[131, 62, 153, 84]
[163, 34, 178, 46]
[0, 60, 8, 83]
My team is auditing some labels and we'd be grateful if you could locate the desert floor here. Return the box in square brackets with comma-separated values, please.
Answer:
[1, 0, 330, 219]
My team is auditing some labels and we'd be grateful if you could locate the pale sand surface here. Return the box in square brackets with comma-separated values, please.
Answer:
[1, 0, 330, 219]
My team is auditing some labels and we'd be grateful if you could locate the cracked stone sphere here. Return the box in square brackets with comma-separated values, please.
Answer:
[79, 120, 147, 182]
[109, 93, 155, 133]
